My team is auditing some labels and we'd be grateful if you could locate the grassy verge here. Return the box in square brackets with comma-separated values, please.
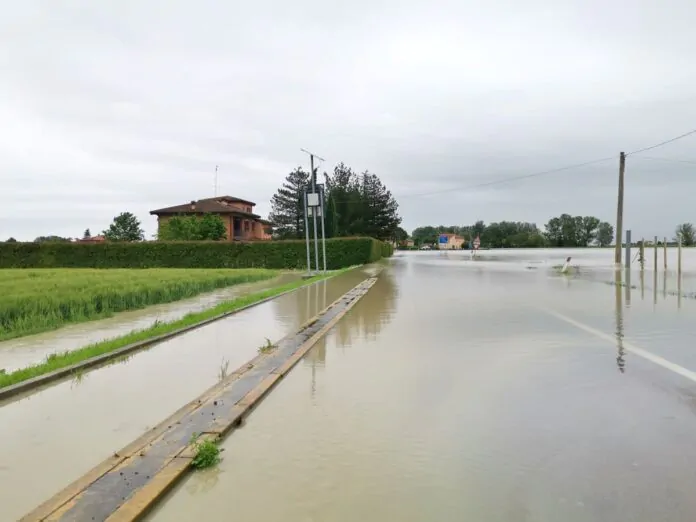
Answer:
[0, 271, 342, 391]
[0, 268, 279, 342]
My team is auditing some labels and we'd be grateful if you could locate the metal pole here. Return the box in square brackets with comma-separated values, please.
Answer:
[214, 165, 218, 197]
[653, 236, 658, 272]
[614, 152, 626, 266]
[663, 237, 668, 271]
[625, 230, 631, 272]
[303, 187, 311, 275]
[319, 184, 327, 272]
[310, 155, 319, 273]
[678, 234, 683, 280]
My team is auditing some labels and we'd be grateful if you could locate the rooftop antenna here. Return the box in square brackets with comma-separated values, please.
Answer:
[214, 165, 219, 197]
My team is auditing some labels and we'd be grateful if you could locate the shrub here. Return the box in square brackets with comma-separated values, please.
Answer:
[0, 237, 393, 270]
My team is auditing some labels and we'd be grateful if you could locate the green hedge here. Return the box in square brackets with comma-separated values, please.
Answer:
[0, 237, 393, 270]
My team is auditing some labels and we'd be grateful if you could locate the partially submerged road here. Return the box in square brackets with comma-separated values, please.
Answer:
[143, 252, 696, 522]
[0, 267, 375, 522]
[23, 278, 377, 521]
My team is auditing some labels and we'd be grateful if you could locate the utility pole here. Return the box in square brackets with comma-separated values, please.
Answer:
[214, 165, 219, 197]
[301, 149, 325, 273]
[614, 152, 626, 266]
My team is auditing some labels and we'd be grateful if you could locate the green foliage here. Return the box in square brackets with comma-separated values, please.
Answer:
[190, 434, 221, 469]
[0, 268, 277, 341]
[0, 237, 391, 271]
[34, 235, 70, 243]
[544, 214, 612, 247]
[258, 337, 276, 354]
[675, 223, 695, 246]
[5, 237, 17, 243]
[159, 214, 227, 241]
[270, 162, 402, 242]
[324, 163, 401, 241]
[411, 222, 546, 248]
[83, 229, 91, 239]
[596, 222, 614, 247]
[103, 212, 144, 242]
[269, 167, 311, 239]
[0, 272, 336, 391]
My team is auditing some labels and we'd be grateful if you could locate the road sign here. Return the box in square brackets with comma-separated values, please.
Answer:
[438, 234, 448, 244]
[473, 236, 481, 249]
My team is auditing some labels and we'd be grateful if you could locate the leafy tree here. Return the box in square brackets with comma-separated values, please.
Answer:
[198, 214, 227, 241]
[6, 237, 17, 243]
[544, 214, 602, 247]
[675, 223, 696, 246]
[103, 212, 144, 242]
[159, 214, 227, 241]
[483, 221, 545, 248]
[34, 235, 70, 243]
[411, 226, 438, 246]
[596, 222, 614, 247]
[393, 227, 409, 242]
[83, 228, 91, 239]
[269, 167, 310, 239]
[576, 216, 600, 247]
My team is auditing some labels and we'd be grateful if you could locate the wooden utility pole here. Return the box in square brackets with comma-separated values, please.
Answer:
[614, 152, 626, 266]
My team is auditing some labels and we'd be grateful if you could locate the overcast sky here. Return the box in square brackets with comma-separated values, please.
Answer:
[2, 0, 696, 241]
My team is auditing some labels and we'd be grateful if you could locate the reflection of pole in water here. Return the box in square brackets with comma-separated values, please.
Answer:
[614, 270, 626, 373]
[640, 268, 645, 301]
[663, 270, 667, 300]
[653, 235, 658, 306]
[625, 268, 631, 306]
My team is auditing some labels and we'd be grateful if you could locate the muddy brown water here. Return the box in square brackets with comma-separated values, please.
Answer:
[0, 267, 373, 522]
[141, 252, 696, 522]
[0, 273, 300, 372]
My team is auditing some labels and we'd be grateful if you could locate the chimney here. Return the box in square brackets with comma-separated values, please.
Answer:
[190, 200, 196, 211]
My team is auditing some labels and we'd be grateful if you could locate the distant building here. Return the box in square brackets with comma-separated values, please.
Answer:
[437, 233, 465, 250]
[150, 196, 272, 241]
[78, 235, 106, 244]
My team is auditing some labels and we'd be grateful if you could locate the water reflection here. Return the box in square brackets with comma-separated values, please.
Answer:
[624, 269, 632, 307]
[614, 271, 626, 374]
[185, 467, 222, 496]
[332, 270, 399, 349]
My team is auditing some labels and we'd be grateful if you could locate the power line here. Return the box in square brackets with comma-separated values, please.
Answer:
[396, 156, 615, 199]
[627, 128, 696, 156]
[630, 155, 696, 166]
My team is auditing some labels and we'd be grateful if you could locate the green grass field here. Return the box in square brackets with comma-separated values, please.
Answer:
[0, 268, 278, 341]
[0, 272, 339, 391]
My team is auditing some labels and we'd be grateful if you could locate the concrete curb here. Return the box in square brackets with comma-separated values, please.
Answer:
[21, 277, 377, 522]
[0, 271, 347, 403]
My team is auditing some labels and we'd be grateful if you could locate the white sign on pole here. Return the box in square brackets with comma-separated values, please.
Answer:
[307, 193, 320, 207]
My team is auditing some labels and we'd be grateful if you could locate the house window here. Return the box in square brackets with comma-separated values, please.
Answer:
[244, 221, 249, 231]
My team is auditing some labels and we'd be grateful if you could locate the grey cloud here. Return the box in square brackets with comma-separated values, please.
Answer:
[2, 0, 696, 241]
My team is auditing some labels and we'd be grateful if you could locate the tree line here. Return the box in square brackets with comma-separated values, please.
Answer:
[411, 214, 615, 248]
[269, 162, 402, 241]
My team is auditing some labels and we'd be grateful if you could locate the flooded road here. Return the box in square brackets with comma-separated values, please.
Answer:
[0, 268, 373, 522]
[145, 251, 696, 522]
[0, 273, 300, 372]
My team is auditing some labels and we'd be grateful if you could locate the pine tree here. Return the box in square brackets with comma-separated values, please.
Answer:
[269, 167, 310, 239]
[359, 172, 401, 241]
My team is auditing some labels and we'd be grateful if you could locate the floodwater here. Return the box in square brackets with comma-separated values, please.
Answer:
[0, 267, 375, 522]
[0, 273, 300, 372]
[143, 250, 696, 522]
